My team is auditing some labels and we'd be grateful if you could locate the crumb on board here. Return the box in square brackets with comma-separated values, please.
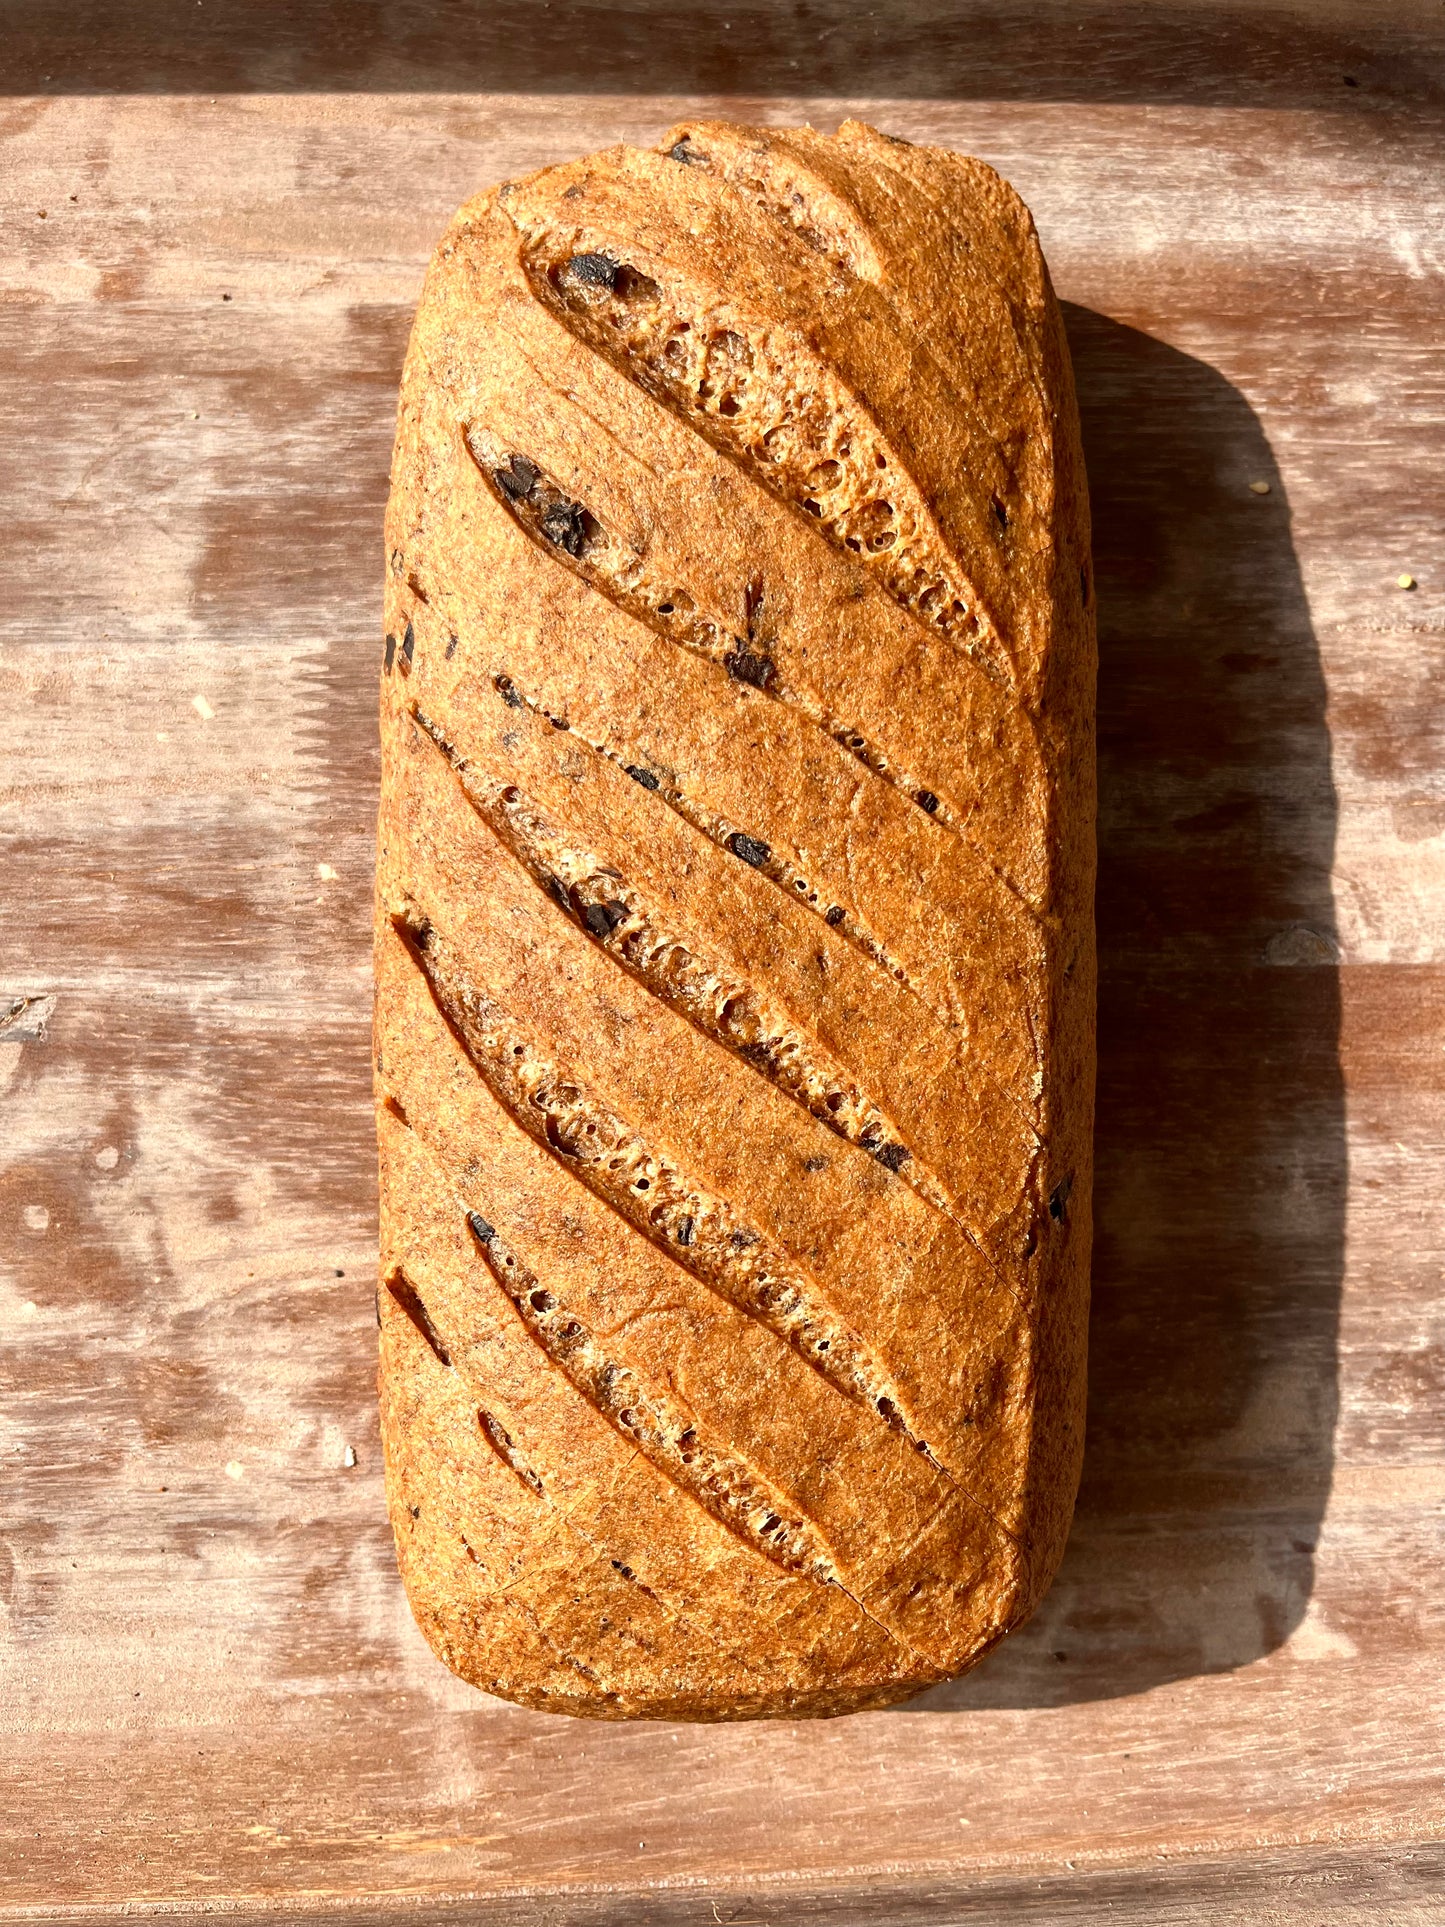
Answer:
[1249, 479, 1271, 495]
[191, 694, 215, 721]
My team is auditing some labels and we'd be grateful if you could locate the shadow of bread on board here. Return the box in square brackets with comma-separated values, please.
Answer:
[906, 308, 1343, 1711]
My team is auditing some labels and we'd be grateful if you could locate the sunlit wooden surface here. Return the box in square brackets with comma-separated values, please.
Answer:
[2, 6, 1443, 1919]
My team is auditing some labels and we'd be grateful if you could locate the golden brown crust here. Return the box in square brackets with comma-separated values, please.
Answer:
[375, 120, 1096, 1719]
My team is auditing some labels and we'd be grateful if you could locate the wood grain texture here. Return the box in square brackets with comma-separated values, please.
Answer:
[2, 9, 1444, 1918]
[6, 0, 1444, 114]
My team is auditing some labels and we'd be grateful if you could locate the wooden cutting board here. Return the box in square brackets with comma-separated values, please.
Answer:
[2, 6, 1443, 1920]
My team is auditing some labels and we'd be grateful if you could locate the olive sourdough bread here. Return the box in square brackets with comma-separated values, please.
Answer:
[375, 118, 1096, 1720]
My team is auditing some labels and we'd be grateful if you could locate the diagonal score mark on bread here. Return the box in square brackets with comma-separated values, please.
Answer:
[391, 908, 946, 1463]
[412, 425, 1050, 1117]
[657, 126, 888, 283]
[665, 119, 1055, 437]
[643, 119, 1075, 729]
[471, 420, 952, 842]
[379, 694, 1043, 1486]
[498, 159, 1018, 688]
[645, 119, 1058, 562]
[389, 632, 1050, 1250]
[463, 419, 1043, 916]
[426, 465, 931, 995]
[385, 908, 1030, 1587]
[380, 1124, 849, 1693]
[409, 194, 1052, 911]
[462, 1212, 852, 1591]
[410, 695, 1037, 1266]
[379, 1061, 1019, 1670]
[394, 1209, 849, 1594]
[415, 705, 923, 1178]
[401, 682, 1041, 1259]
[474, 1404, 546, 1495]
[379, 1229, 819, 1701]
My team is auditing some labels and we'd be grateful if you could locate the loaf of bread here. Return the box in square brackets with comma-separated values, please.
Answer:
[374, 118, 1095, 1720]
